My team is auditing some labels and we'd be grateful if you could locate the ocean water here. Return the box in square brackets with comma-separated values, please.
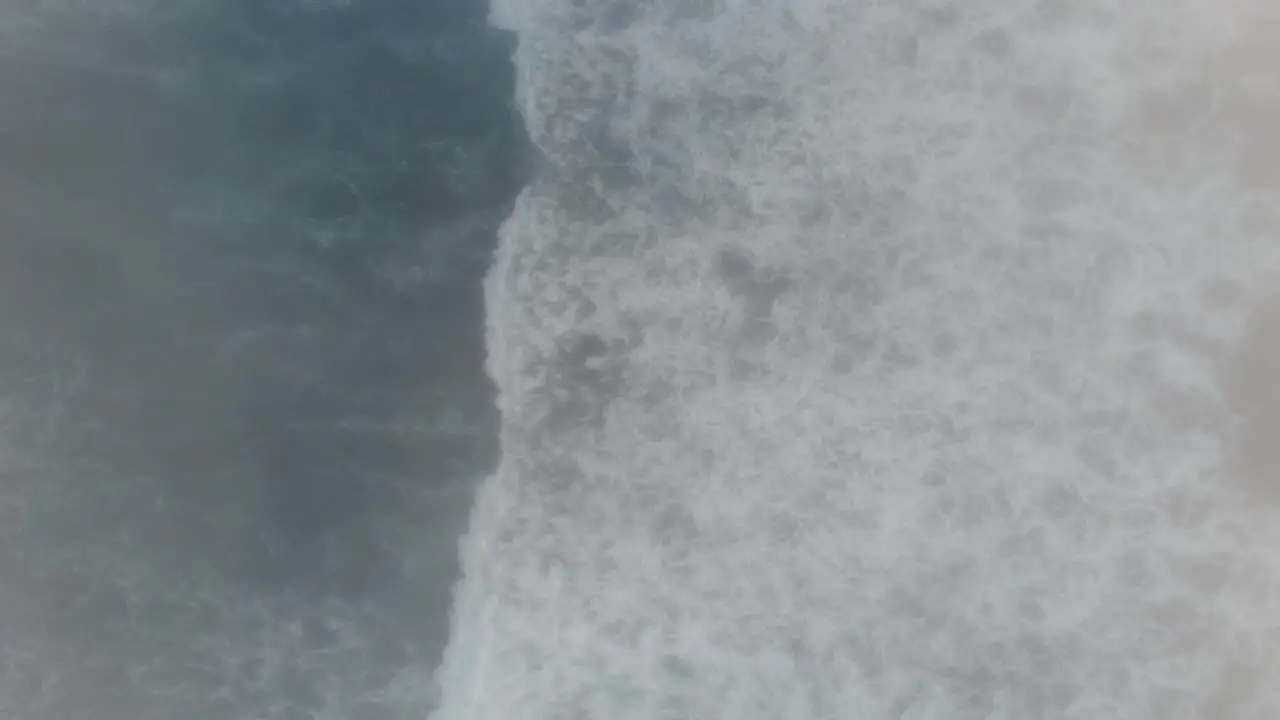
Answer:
[1, 0, 524, 718]
[431, 0, 1280, 718]
[6, 0, 1280, 718]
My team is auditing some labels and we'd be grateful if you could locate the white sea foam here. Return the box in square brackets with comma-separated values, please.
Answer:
[435, 0, 1280, 717]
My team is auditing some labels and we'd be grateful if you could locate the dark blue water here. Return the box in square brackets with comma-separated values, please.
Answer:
[0, 0, 527, 716]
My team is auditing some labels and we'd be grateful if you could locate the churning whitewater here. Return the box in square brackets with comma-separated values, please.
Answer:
[433, 0, 1280, 718]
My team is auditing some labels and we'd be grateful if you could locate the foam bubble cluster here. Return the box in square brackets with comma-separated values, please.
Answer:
[435, 0, 1280, 717]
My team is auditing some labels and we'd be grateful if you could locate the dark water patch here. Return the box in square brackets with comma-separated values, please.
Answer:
[0, 0, 529, 715]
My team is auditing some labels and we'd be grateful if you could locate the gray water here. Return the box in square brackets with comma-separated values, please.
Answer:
[0, 1, 525, 717]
